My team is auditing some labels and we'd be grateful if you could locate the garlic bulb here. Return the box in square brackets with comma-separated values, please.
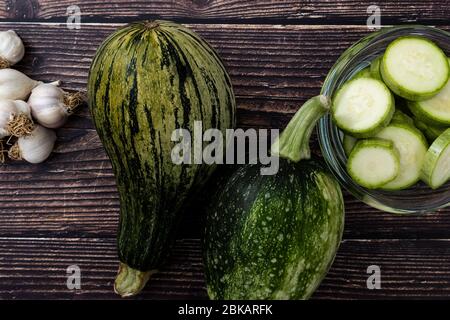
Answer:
[0, 69, 42, 100]
[0, 99, 34, 138]
[0, 30, 25, 68]
[28, 83, 84, 129]
[8, 125, 56, 164]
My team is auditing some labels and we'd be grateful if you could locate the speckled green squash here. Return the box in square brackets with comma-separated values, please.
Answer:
[204, 158, 344, 300]
[87, 20, 236, 297]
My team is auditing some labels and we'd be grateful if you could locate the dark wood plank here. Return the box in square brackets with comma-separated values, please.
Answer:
[2, 237, 450, 299]
[317, 239, 450, 299]
[0, 238, 206, 299]
[1, 176, 450, 240]
[1, 0, 449, 24]
[0, 23, 448, 240]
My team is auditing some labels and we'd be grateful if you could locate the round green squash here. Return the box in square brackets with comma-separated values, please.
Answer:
[204, 158, 344, 300]
[87, 20, 236, 297]
[204, 96, 344, 300]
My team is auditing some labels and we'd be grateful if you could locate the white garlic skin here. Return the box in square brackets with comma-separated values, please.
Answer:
[13, 100, 31, 118]
[0, 100, 18, 138]
[0, 100, 33, 138]
[0, 69, 41, 100]
[0, 30, 25, 66]
[17, 125, 56, 164]
[28, 83, 69, 129]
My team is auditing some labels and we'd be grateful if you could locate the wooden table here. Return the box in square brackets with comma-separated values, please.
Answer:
[0, 0, 449, 300]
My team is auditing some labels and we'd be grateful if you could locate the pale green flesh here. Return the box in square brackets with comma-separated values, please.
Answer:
[376, 123, 428, 190]
[332, 78, 394, 136]
[381, 37, 449, 100]
[347, 139, 399, 189]
[410, 75, 450, 126]
[421, 128, 450, 189]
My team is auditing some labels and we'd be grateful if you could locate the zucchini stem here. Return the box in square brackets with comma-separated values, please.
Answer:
[114, 262, 155, 297]
[271, 95, 330, 162]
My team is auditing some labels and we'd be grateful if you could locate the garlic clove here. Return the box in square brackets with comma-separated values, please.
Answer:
[0, 30, 25, 68]
[13, 100, 32, 118]
[28, 83, 70, 128]
[15, 125, 56, 164]
[0, 69, 42, 100]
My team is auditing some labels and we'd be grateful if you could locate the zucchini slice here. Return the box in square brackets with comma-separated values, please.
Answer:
[414, 117, 446, 142]
[343, 134, 358, 156]
[370, 55, 382, 80]
[352, 67, 371, 80]
[421, 128, 450, 189]
[347, 138, 399, 189]
[391, 109, 414, 126]
[376, 122, 429, 190]
[332, 77, 394, 137]
[407, 59, 450, 126]
[381, 36, 449, 101]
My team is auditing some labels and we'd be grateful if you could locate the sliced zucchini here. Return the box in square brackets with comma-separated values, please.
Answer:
[391, 109, 414, 126]
[332, 77, 394, 138]
[347, 138, 399, 189]
[370, 55, 382, 80]
[420, 128, 450, 189]
[407, 59, 450, 126]
[414, 117, 446, 142]
[351, 67, 371, 80]
[376, 122, 429, 190]
[381, 36, 449, 101]
[343, 134, 357, 156]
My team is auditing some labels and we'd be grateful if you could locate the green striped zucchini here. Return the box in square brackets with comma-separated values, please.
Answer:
[87, 20, 236, 297]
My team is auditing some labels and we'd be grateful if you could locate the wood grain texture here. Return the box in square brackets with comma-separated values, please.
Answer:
[2, 237, 450, 299]
[0, 238, 206, 299]
[1, 0, 450, 24]
[1, 185, 450, 240]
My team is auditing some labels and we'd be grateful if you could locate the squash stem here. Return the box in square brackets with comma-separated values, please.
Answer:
[271, 95, 330, 162]
[144, 21, 160, 29]
[114, 262, 155, 297]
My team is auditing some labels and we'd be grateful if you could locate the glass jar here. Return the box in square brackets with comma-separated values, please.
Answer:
[318, 25, 450, 214]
